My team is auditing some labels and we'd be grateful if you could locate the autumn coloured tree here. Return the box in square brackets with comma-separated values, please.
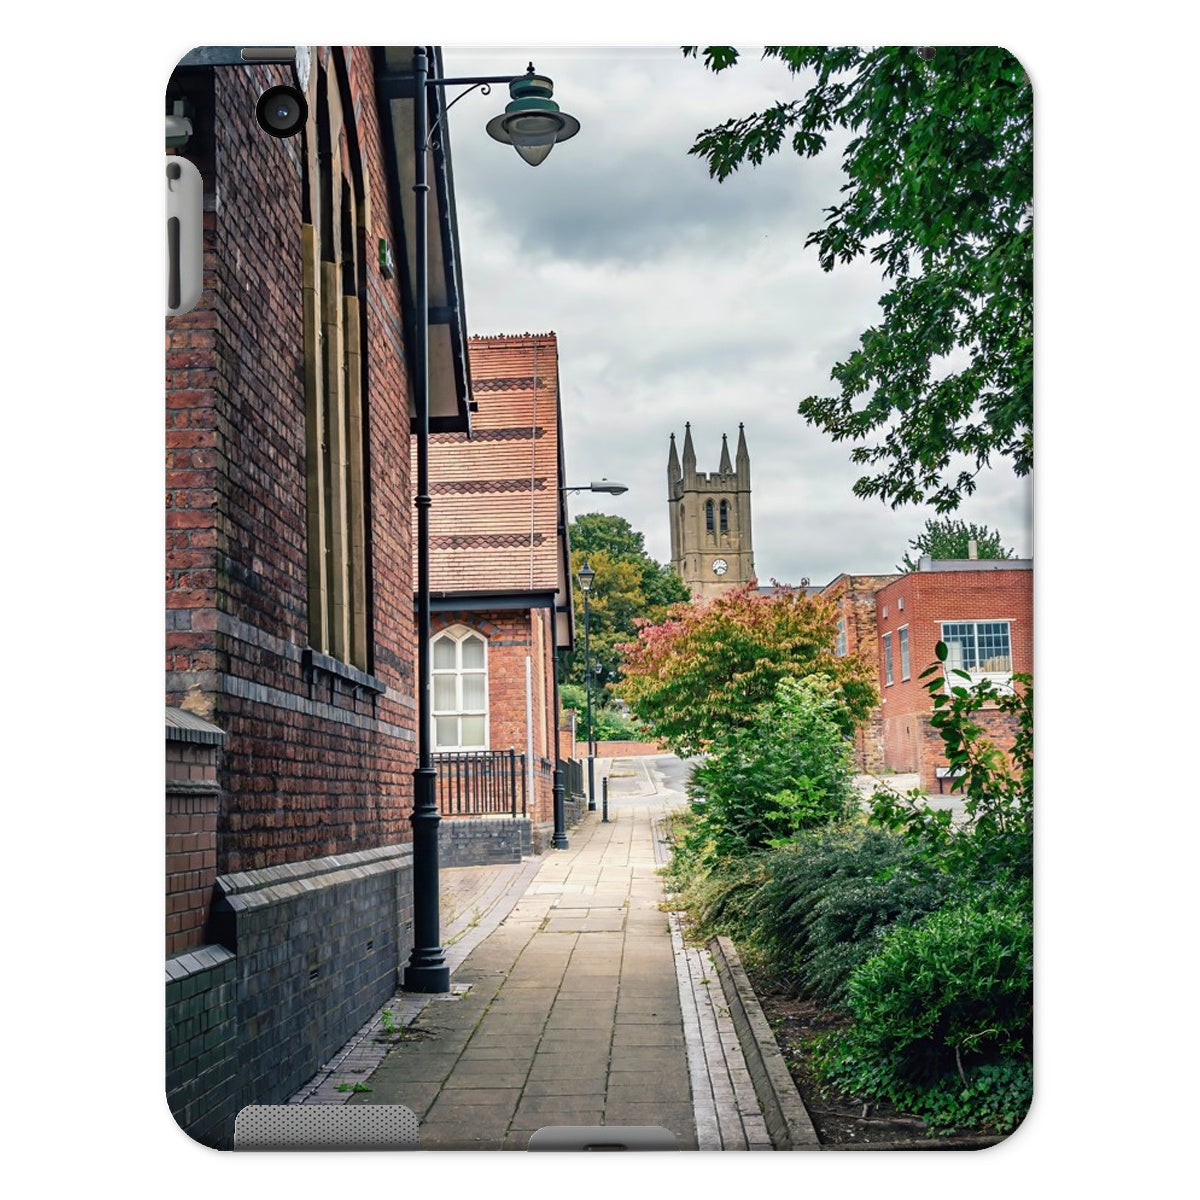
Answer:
[617, 583, 877, 756]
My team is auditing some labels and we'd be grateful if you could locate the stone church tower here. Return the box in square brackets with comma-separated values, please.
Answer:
[668, 424, 755, 599]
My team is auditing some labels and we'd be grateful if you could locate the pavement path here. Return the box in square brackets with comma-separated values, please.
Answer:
[290, 754, 772, 1151]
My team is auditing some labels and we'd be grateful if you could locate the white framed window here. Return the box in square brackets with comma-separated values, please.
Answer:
[835, 618, 847, 657]
[899, 625, 910, 681]
[883, 632, 894, 686]
[431, 626, 489, 749]
[940, 620, 1013, 687]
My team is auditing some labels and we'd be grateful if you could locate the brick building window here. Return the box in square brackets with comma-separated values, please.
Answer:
[835, 618, 847, 657]
[883, 632, 894, 686]
[941, 620, 1012, 682]
[432, 626, 489, 749]
[302, 53, 370, 671]
[899, 625, 910, 681]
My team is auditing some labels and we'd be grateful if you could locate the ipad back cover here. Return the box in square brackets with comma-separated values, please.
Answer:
[165, 44, 1033, 1152]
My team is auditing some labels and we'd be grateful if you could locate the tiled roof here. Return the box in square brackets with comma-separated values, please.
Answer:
[417, 333, 564, 595]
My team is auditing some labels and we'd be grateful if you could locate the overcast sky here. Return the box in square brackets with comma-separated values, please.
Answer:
[441, 46, 1033, 587]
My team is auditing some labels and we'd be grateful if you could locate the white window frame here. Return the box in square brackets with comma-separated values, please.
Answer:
[835, 617, 847, 657]
[940, 620, 1013, 690]
[899, 624, 910, 681]
[882, 631, 894, 687]
[431, 625, 489, 750]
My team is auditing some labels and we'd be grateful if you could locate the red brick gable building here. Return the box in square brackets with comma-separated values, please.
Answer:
[872, 559, 1032, 790]
[416, 333, 575, 842]
[820, 559, 1032, 792]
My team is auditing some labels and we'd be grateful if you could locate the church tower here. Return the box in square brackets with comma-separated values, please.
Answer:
[668, 424, 755, 599]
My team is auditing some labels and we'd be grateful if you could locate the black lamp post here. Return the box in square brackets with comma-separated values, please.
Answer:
[577, 560, 597, 812]
[405, 48, 579, 995]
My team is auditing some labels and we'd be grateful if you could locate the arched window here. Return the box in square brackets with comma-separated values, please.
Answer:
[431, 626, 488, 749]
[719, 500, 729, 534]
[705, 500, 714, 533]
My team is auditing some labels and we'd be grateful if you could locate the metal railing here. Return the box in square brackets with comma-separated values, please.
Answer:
[561, 756, 585, 800]
[434, 749, 526, 818]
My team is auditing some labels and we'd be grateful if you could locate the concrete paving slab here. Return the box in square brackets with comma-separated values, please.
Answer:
[293, 753, 796, 1150]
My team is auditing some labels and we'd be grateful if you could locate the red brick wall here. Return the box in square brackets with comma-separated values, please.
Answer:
[165, 50, 418, 873]
[821, 575, 898, 773]
[166, 740, 220, 955]
[874, 568, 1032, 790]
[431, 608, 558, 826]
[589, 741, 668, 757]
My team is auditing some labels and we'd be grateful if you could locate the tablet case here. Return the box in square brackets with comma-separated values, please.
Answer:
[165, 44, 1033, 1152]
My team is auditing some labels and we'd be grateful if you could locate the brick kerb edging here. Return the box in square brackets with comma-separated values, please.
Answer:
[708, 935, 822, 1150]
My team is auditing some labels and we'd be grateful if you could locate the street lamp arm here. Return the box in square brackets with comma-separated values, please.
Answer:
[563, 480, 629, 496]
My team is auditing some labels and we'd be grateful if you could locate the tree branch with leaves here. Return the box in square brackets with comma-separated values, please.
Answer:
[684, 45, 1032, 512]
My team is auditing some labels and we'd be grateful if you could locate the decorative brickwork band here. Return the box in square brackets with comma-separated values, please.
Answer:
[431, 532, 548, 549]
[470, 375, 545, 392]
[431, 477, 547, 495]
[431, 426, 545, 443]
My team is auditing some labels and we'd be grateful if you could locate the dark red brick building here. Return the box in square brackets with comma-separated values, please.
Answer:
[164, 46, 478, 1146]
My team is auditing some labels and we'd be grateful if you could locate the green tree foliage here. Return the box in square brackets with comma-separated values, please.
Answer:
[684, 46, 1032, 512]
[897, 517, 1014, 573]
[618, 582, 876, 756]
[559, 682, 643, 743]
[679, 678, 859, 864]
[564, 514, 690, 694]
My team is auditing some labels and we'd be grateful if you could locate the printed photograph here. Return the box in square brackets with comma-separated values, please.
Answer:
[165, 45, 1033, 1151]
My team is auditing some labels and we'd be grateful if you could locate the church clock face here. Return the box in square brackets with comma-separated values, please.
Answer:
[712, 558, 728, 576]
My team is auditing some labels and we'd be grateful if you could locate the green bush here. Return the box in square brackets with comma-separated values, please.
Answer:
[815, 891, 1032, 1133]
[741, 826, 950, 1003]
[667, 821, 949, 1005]
[679, 677, 857, 865]
[561, 682, 645, 742]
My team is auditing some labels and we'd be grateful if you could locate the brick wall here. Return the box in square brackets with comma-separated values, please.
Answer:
[164, 49, 423, 1147]
[875, 568, 1032, 790]
[166, 711, 225, 955]
[820, 574, 898, 773]
[165, 52, 418, 872]
[166, 947, 239, 1149]
[590, 741, 669, 757]
[431, 608, 558, 829]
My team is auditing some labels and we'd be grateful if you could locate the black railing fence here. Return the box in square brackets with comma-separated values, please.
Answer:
[561, 756, 585, 800]
[433, 749, 527, 817]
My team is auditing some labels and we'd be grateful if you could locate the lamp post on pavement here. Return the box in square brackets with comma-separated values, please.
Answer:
[577, 560, 596, 811]
[406, 48, 579, 995]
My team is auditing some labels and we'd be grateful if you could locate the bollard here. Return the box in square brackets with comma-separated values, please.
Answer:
[602, 775, 609, 823]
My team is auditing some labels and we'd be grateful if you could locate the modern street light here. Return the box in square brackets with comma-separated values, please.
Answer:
[563, 479, 628, 496]
[577, 560, 597, 812]
[406, 48, 579, 995]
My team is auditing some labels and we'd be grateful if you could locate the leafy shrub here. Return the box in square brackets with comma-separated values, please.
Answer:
[744, 826, 951, 1003]
[679, 677, 857, 864]
[870, 659, 1032, 894]
[815, 892, 1033, 1132]
[667, 820, 950, 1004]
[561, 682, 646, 742]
